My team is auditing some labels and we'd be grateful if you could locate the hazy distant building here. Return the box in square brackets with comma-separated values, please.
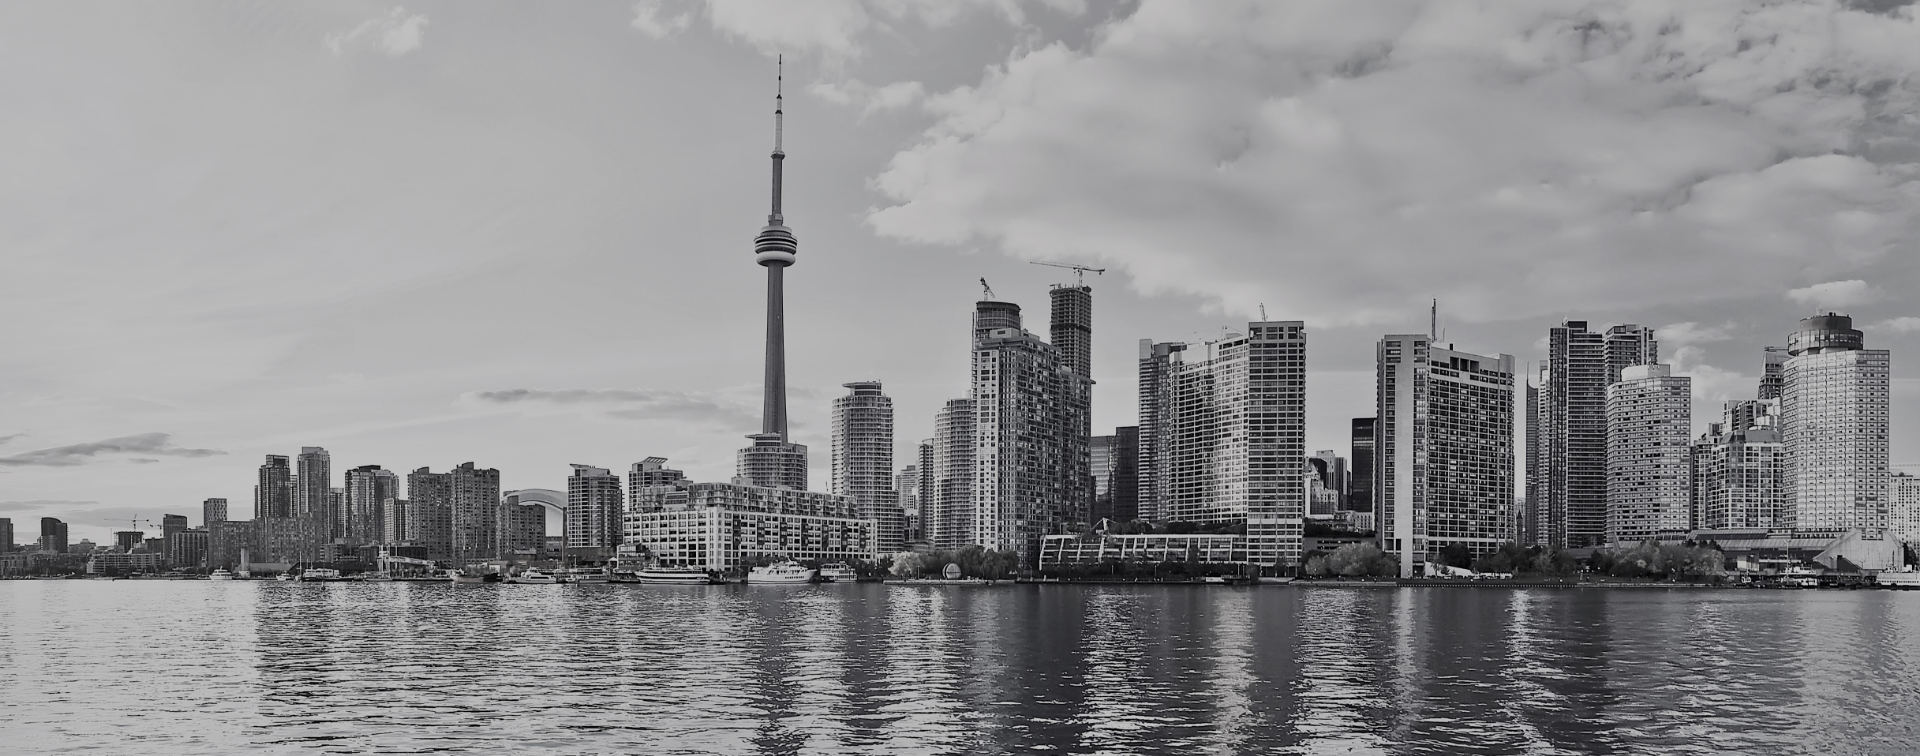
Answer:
[1140, 321, 1308, 568]
[166, 528, 208, 570]
[1378, 335, 1517, 577]
[566, 464, 624, 561]
[207, 520, 256, 571]
[972, 297, 1092, 562]
[1530, 321, 1658, 550]
[1759, 346, 1789, 401]
[406, 467, 453, 561]
[497, 493, 546, 560]
[0, 518, 12, 553]
[203, 498, 228, 526]
[832, 381, 905, 555]
[1693, 400, 1784, 531]
[928, 399, 975, 550]
[295, 447, 332, 535]
[1781, 314, 1891, 532]
[115, 531, 143, 552]
[449, 462, 499, 562]
[1606, 364, 1693, 544]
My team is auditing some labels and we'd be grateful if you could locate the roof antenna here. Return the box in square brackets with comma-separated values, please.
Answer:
[1430, 298, 1438, 340]
[1259, 303, 1267, 322]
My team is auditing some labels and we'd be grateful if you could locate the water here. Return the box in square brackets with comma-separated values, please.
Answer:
[3, 582, 1918, 755]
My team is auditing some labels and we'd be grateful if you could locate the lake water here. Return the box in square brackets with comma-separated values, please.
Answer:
[3, 581, 1917, 755]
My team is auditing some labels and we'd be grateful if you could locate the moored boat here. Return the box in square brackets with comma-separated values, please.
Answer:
[746, 561, 818, 584]
[208, 568, 235, 581]
[448, 569, 496, 584]
[561, 567, 611, 584]
[297, 568, 348, 583]
[506, 569, 559, 584]
[817, 563, 857, 583]
[623, 567, 724, 585]
[358, 571, 394, 582]
[1877, 567, 1920, 589]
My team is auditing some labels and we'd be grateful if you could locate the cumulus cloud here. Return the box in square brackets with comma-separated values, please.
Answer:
[632, 0, 696, 39]
[865, 1, 1920, 326]
[325, 7, 429, 57]
[0, 500, 98, 512]
[811, 78, 926, 115]
[1872, 316, 1920, 333]
[0, 433, 225, 467]
[1658, 321, 1737, 347]
[464, 388, 761, 431]
[1787, 280, 1886, 310]
[641, 0, 1070, 58]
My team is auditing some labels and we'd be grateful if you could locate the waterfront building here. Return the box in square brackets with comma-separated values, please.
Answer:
[1378, 336, 1517, 577]
[1136, 340, 1187, 522]
[114, 531, 143, 552]
[206, 519, 256, 570]
[344, 465, 399, 547]
[1780, 314, 1892, 532]
[497, 493, 545, 560]
[86, 550, 163, 575]
[927, 398, 976, 550]
[1138, 322, 1308, 569]
[449, 462, 499, 562]
[1350, 418, 1377, 516]
[0, 518, 11, 552]
[382, 498, 409, 544]
[972, 297, 1093, 563]
[566, 464, 624, 562]
[894, 465, 920, 542]
[1037, 533, 1248, 568]
[1089, 427, 1143, 525]
[832, 381, 905, 554]
[1692, 400, 1784, 531]
[295, 447, 332, 536]
[1606, 365, 1693, 544]
[1893, 472, 1920, 545]
[1529, 321, 1658, 550]
[628, 457, 685, 503]
[166, 528, 208, 570]
[624, 482, 873, 571]
[161, 514, 187, 542]
[203, 498, 227, 526]
[915, 440, 935, 544]
[255, 455, 292, 519]
[405, 467, 453, 561]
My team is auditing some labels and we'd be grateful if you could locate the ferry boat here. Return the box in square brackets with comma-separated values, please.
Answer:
[448, 568, 499, 584]
[297, 568, 348, 583]
[208, 568, 235, 581]
[817, 563, 858, 583]
[746, 561, 818, 584]
[1779, 565, 1820, 588]
[506, 569, 559, 584]
[1877, 567, 1920, 589]
[561, 567, 611, 584]
[617, 567, 724, 585]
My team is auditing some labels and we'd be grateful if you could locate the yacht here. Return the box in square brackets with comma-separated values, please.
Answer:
[275, 572, 297, 582]
[507, 569, 559, 584]
[624, 567, 724, 585]
[747, 561, 818, 584]
[208, 568, 235, 581]
[817, 563, 858, 583]
[562, 567, 611, 584]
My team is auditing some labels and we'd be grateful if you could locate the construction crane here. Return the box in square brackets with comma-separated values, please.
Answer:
[1029, 260, 1106, 287]
[980, 277, 995, 300]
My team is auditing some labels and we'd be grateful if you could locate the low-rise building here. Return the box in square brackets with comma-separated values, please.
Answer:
[1037, 533, 1248, 568]
[623, 481, 873, 571]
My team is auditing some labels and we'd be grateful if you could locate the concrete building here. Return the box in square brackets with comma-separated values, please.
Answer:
[1378, 336, 1517, 577]
[972, 298, 1093, 563]
[295, 447, 332, 536]
[927, 399, 976, 550]
[497, 493, 546, 561]
[405, 467, 453, 561]
[449, 462, 499, 562]
[1606, 364, 1693, 544]
[203, 498, 227, 526]
[628, 457, 685, 503]
[1780, 314, 1892, 533]
[1529, 321, 1658, 550]
[624, 482, 873, 571]
[166, 528, 209, 570]
[1309, 451, 1347, 520]
[894, 465, 920, 543]
[566, 464, 624, 562]
[1050, 284, 1093, 381]
[114, 531, 144, 552]
[255, 455, 292, 519]
[1139, 321, 1308, 569]
[382, 498, 409, 544]
[1350, 418, 1377, 516]
[1693, 400, 1784, 531]
[1759, 346, 1789, 401]
[1090, 427, 1143, 525]
[1892, 472, 1920, 545]
[1038, 533, 1248, 568]
[344, 465, 399, 547]
[1136, 340, 1187, 522]
[161, 514, 188, 542]
[0, 518, 11, 552]
[832, 381, 905, 554]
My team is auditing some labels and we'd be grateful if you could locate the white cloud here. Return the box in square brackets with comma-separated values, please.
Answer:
[632, 0, 696, 39]
[325, 7, 429, 58]
[1786, 279, 1885, 310]
[1658, 321, 1736, 347]
[651, 0, 1074, 60]
[462, 387, 762, 432]
[866, 1, 1920, 326]
[810, 78, 926, 114]
[1872, 316, 1920, 333]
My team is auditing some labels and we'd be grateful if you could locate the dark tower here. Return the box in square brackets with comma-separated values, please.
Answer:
[1049, 285, 1092, 379]
[754, 58, 798, 441]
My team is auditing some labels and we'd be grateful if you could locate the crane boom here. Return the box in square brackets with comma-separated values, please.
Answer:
[1028, 260, 1106, 287]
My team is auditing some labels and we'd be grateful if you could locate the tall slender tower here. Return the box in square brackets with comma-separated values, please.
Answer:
[739, 59, 811, 490]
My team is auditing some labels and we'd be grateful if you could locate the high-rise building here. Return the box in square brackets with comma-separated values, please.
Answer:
[1892, 472, 1920, 545]
[161, 513, 188, 542]
[566, 465, 624, 561]
[344, 465, 399, 546]
[166, 528, 208, 570]
[39, 517, 68, 553]
[928, 399, 975, 550]
[972, 298, 1092, 563]
[1136, 340, 1188, 521]
[449, 462, 500, 562]
[1780, 314, 1891, 532]
[1350, 418, 1377, 514]
[0, 518, 12, 552]
[1091, 434, 1117, 524]
[497, 493, 546, 560]
[628, 457, 686, 503]
[383, 498, 409, 544]
[1530, 321, 1658, 550]
[1111, 426, 1140, 523]
[255, 455, 292, 520]
[115, 531, 144, 552]
[203, 498, 228, 526]
[916, 440, 935, 544]
[831, 381, 904, 555]
[295, 447, 332, 534]
[738, 65, 810, 493]
[894, 466, 920, 544]
[1309, 451, 1348, 519]
[1605, 364, 1693, 545]
[406, 467, 454, 561]
[1050, 284, 1093, 380]
[1759, 346, 1789, 400]
[1693, 400, 1784, 531]
[1378, 335, 1517, 577]
[1140, 322, 1308, 568]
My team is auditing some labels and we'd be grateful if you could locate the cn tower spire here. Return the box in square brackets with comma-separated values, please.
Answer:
[754, 56, 798, 440]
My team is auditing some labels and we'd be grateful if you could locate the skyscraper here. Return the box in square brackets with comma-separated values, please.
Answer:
[1139, 321, 1309, 568]
[161, 514, 188, 543]
[971, 297, 1092, 563]
[566, 464, 624, 562]
[0, 518, 11, 552]
[738, 62, 810, 492]
[449, 462, 500, 562]
[1309, 451, 1348, 519]
[1892, 472, 1920, 545]
[1530, 321, 1657, 550]
[344, 465, 398, 546]
[1605, 364, 1693, 544]
[628, 457, 685, 504]
[1050, 284, 1093, 380]
[1759, 346, 1789, 400]
[255, 455, 292, 519]
[1693, 399, 1784, 531]
[295, 447, 332, 535]
[1111, 426, 1140, 523]
[406, 467, 453, 561]
[1378, 336, 1517, 577]
[203, 498, 227, 526]
[39, 517, 68, 553]
[1136, 340, 1188, 522]
[831, 381, 904, 555]
[1780, 314, 1891, 532]
[928, 398, 975, 550]
[894, 465, 920, 543]
[1350, 418, 1377, 515]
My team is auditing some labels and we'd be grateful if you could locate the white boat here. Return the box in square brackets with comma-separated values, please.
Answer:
[747, 561, 818, 584]
[1878, 568, 1920, 589]
[297, 568, 347, 582]
[507, 569, 559, 584]
[208, 568, 235, 581]
[358, 571, 394, 582]
[275, 573, 297, 582]
[561, 567, 611, 584]
[625, 567, 723, 585]
[817, 563, 858, 583]
[448, 569, 493, 584]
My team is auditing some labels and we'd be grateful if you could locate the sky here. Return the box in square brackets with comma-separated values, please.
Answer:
[3, 0, 1919, 546]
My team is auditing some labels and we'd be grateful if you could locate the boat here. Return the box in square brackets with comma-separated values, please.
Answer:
[448, 568, 498, 584]
[208, 568, 235, 581]
[746, 561, 818, 584]
[1779, 565, 1820, 588]
[561, 567, 611, 584]
[622, 567, 724, 585]
[506, 569, 559, 584]
[1877, 567, 1920, 589]
[358, 571, 394, 582]
[817, 563, 858, 583]
[297, 568, 348, 583]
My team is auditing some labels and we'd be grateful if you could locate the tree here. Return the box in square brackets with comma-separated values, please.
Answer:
[1325, 543, 1395, 577]
[1437, 543, 1475, 569]
[888, 551, 923, 577]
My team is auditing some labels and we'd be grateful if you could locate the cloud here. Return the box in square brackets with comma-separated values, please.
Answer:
[1871, 316, 1920, 333]
[0, 432, 23, 446]
[0, 433, 226, 468]
[632, 0, 696, 39]
[0, 500, 98, 512]
[463, 388, 761, 431]
[644, 0, 1068, 59]
[865, 1, 1920, 326]
[1786, 280, 1885, 310]
[1658, 321, 1736, 348]
[810, 78, 926, 115]
[325, 7, 429, 57]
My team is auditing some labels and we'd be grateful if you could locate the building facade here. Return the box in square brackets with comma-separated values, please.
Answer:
[405, 467, 453, 561]
[1780, 314, 1891, 533]
[1605, 364, 1693, 544]
[1136, 340, 1188, 522]
[344, 465, 399, 547]
[831, 381, 905, 555]
[449, 462, 500, 562]
[1530, 321, 1658, 550]
[203, 498, 228, 526]
[624, 482, 873, 571]
[566, 464, 624, 562]
[971, 298, 1093, 563]
[1693, 400, 1784, 531]
[1892, 472, 1920, 545]
[1378, 336, 1517, 577]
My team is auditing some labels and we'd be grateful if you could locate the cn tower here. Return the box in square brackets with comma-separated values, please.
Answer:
[739, 60, 808, 490]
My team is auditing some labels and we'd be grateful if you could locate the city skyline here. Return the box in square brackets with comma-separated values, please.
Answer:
[5, 3, 1920, 547]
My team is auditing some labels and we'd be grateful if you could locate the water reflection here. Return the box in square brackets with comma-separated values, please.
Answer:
[2, 582, 1919, 755]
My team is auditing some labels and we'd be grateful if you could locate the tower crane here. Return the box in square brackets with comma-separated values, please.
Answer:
[1029, 260, 1106, 287]
[980, 277, 995, 300]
